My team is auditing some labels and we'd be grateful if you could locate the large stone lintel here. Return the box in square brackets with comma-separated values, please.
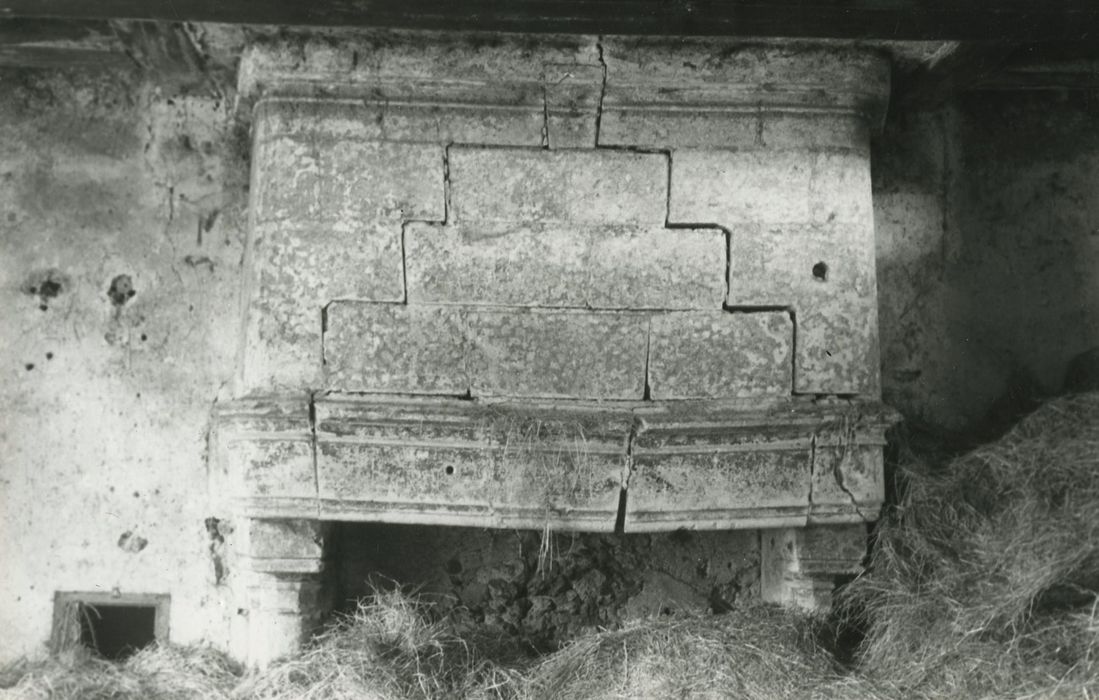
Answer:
[212, 396, 897, 532]
[238, 35, 890, 151]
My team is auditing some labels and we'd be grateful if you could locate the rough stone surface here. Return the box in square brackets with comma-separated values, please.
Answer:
[315, 399, 629, 530]
[544, 64, 603, 148]
[226, 436, 316, 502]
[242, 221, 406, 392]
[244, 519, 326, 561]
[466, 309, 649, 399]
[325, 304, 652, 399]
[670, 149, 872, 227]
[761, 112, 870, 152]
[810, 444, 886, 523]
[324, 303, 468, 394]
[670, 149, 814, 224]
[648, 311, 793, 399]
[252, 136, 445, 225]
[449, 147, 668, 225]
[255, 97, 546, 147]
[599, 41, 889, 150]
[239, 32, 600, 99]
[600, 109, 759, 150]
[726, 223, 879, 395]
[760, 524, 867, 609]
[404, 222, 725, 309]
[626, 448, 811, 531]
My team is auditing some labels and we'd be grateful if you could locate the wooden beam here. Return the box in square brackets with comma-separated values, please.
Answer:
[0, 0, 1098, 42]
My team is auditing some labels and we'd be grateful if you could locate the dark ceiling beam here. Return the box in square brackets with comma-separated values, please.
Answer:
[0, 18, 130, 68]
[892, 42, 1021, 110]
[1, 0, 1098, 41]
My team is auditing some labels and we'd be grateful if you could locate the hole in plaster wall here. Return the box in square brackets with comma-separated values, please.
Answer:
[22, 268, 70, 311]
[52, 592, 169, 660]
[107, 275, 136, 306]
[812, 262, 829, 282]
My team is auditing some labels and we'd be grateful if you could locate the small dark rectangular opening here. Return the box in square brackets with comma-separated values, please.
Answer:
[53, 592, 169, 660]
[78, 603, 157, 660]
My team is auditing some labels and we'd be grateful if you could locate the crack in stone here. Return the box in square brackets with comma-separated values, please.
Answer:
[595, 37, 607, 146]
[617, 417, 641, 534]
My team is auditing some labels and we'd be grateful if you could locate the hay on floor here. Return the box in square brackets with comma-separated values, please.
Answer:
[839, 391, 1099, 699]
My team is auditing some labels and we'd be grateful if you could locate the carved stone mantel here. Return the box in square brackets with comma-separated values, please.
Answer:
[214, 395, 895, 533]
[215, 32, 895, 665]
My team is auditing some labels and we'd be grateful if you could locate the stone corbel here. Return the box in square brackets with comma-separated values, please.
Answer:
[232, 519, 330, 667]
[760, 524, 869, 610]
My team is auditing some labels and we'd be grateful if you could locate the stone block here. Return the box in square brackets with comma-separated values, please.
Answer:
[241, 33, 600, 100]
[669, 150, 813, 225]
[255, 98, 545, 147]
[404, 222, 724, 309]
[240, 220, 407, 393]
[810, 443, 886, 524]
[726, 223, 879, 395]
[324, 303, 469, 394]
[314, 397, 629, 530]
[241, 311, 322, 394]
[648, 312, 794, 399]
[809, 150, 873, 225]
[626, 448, 811, 531]
[797, 304, 881, 396]
[760, 111, 870, 152]
[760, 524, 868, 610]
[449, 147, 668, 225]
[599, 107, 759, 149]
[226, 438, 316, 501]
[466, 309, 649, 399]
[728, 223, 875, 305]
[545, 64, 604, 148]
[244, 519, 326, 561]
[600, 39, 890, 122]
[252, 137, 445, 225]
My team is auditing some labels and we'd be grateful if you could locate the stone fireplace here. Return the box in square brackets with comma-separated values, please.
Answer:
[211, 33, 896, 665]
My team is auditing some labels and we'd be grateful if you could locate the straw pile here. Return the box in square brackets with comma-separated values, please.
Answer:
[2, 392, 1096, 699]
[838, 391, 1099, 699]
[0, 645, 240, 700]
[234, 590, 518, 700]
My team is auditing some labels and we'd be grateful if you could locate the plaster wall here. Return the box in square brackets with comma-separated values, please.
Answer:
[875, 93, 1099, 432]
[1, 64, 1097, 662]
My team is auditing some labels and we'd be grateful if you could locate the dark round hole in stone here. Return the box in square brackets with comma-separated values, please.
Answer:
[444, 465, 455, 476]
[812, 261, 829, 281]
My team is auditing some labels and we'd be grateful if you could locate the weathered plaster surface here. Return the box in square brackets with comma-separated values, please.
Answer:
[874, 94, 1099, 430]
[0, 69, 246, 661]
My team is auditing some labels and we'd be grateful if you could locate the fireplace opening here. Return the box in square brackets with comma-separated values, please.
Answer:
[52, 592, 169, 660]
[325, 522, 760, 655]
